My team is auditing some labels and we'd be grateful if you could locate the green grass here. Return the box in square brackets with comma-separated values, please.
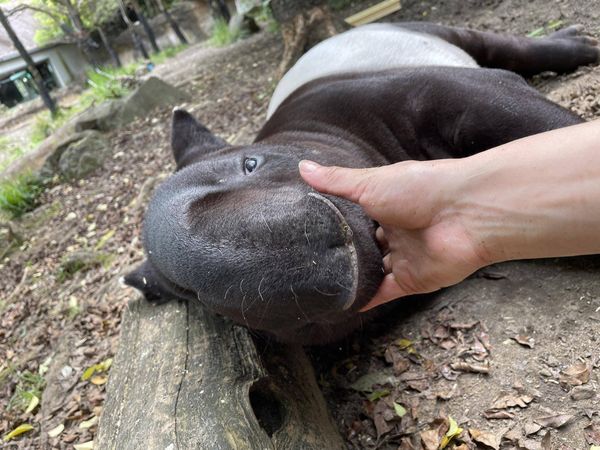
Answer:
[8, 369, 45, 412]
[210, 18, 241, 46]
[25, 45, 189, 147]
[0, 172, 44, 218]
[0, 137, 25, 173]
[150, 44, 188, 65]
[253, 4, 279, 33]
[56, 250, 113, 283]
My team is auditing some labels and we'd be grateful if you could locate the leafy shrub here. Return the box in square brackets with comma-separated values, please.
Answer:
[210, 18, 241, 46]
[7, 370, 45, 412]
[0, 172, 44, 218]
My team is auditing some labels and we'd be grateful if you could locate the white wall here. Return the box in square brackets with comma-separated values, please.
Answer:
[0, 43, 88, 87]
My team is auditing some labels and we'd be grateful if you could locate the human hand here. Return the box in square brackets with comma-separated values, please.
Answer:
[299, 160, 490, 311]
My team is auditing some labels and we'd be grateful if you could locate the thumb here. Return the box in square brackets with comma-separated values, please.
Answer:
[359, 273, 409, 311]
[299, 160, 373, 203]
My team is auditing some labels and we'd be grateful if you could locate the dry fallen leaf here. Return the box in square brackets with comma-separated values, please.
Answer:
[560, 361, 591, 387]
[79, 416, 98, 429]
[534, 413, 574, 429]
[524, 421, 543, 435]
[421, 418, 448, 450]
[491, 392, 534, 409]
[541, 431, 552, 450]
[47, 423, 64, 438]
[373, 400, 393, 438]
[483, 409, 516, 420]
[73, 440, 94, 450]
[24, 395, 40, 414]
[450, 361, 490, 374]
[469, 428, 502, 449]
[512, 334, 535, 348]
[91, 375, 108, 385]
[585, 422, 600, 445]
[420, 429, 441, 450]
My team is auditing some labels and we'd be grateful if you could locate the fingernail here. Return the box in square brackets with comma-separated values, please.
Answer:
[299, 160, 319, 173]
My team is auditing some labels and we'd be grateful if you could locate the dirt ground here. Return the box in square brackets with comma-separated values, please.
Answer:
[1, 0, 600, 449]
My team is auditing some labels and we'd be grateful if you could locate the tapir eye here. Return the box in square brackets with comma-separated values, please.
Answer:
[244, 158, 258, 174]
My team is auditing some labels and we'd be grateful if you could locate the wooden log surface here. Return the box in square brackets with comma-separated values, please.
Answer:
[96, 296, 345, 449]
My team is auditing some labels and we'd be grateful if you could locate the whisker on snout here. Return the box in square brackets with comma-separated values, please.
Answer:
[314, 287, 340, 297]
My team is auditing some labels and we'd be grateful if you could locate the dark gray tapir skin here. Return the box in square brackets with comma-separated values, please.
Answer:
[125, 22, 599, 344]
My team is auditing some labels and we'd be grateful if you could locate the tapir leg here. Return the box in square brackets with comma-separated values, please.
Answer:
[396, 22, 600, 76]
[416, 68, 585, 158]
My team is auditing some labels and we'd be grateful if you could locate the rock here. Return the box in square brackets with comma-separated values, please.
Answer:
[571, 386, 596, 401]
[39, 130, 103, 180]
[74, 77, 190, 132]
[58, 131, 110, 180]
[74, 100, 123, 132]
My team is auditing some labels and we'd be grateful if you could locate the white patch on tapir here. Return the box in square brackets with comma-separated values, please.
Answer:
[268, 24, 479, 118]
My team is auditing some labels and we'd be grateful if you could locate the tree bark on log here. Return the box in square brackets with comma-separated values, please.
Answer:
[98, 27, 122, 67]
[118, 0, 150, 60]
[97, 297, 345, 449]
[156, 0, 188, 44]
[270, 1, 344, 78]
[132, 0, 161, 53]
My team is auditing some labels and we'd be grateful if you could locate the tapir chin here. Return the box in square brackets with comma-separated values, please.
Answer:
[125, 22, 599, 344]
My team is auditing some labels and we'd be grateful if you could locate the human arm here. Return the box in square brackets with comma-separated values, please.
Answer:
[299, 119, 600, 310]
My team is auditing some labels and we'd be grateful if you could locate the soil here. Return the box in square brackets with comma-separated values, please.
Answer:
[1, 1, 600, 449]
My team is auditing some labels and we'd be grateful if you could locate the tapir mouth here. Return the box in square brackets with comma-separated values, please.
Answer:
[307, 192, 359, 311]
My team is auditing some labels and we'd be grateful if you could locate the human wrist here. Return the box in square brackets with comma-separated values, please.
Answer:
[440, 154, 509, 267]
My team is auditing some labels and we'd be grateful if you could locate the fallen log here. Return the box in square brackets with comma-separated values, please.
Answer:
[97, 296, 345, 449]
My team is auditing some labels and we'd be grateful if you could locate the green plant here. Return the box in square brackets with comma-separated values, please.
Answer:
[56, 250, 113, 283]
[30, 109, 69, 146]
[210, 18, 241, 46]
[8, 370, 45, 412]
[254, 4, 279, 33]
[0, 173, 44, 218]
[328, 0, 353, 11]
[0, 137, 24, 172]
[150, 44, 188, 65]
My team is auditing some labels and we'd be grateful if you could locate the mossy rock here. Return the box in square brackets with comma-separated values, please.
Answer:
[73, 77, 190, 132]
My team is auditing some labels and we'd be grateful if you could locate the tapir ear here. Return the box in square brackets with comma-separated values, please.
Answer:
[123, 259, 172, 304]
[171, 109, 228, 169]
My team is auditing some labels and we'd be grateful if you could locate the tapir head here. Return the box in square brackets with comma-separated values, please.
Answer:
[125, 110, 383, 344]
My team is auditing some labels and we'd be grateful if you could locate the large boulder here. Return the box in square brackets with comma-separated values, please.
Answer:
[58, 132, 110, 180]
[74, 77, 190, 132]
[40, 130, 110, 181]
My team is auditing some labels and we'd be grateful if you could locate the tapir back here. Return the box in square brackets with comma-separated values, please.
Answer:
[267, 23, 479, 117]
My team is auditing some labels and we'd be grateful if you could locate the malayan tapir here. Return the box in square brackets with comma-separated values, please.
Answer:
[124, 22, 599, 344]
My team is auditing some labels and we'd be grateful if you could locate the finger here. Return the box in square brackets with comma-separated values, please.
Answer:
[299, 160, 373, 203]
[375, 226, 389, 252]
[382, 253, 392, 273]
[359, 273, 408, 312]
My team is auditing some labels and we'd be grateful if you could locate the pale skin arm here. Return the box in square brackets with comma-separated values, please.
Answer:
[299, 120, 600, 310]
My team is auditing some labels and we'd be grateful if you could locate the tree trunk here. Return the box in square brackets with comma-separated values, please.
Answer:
[63, 0, 99, 67]
[208, 0, 231, 22]
[156, 0, 188, 44]
[270, 1, 343, 78]
[98, 26, 122, 67]
[97, 297, 346, 449]
[118, 0, 150, 60]
[131, 0, 160, 53]
[0, 7, 56, 114]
